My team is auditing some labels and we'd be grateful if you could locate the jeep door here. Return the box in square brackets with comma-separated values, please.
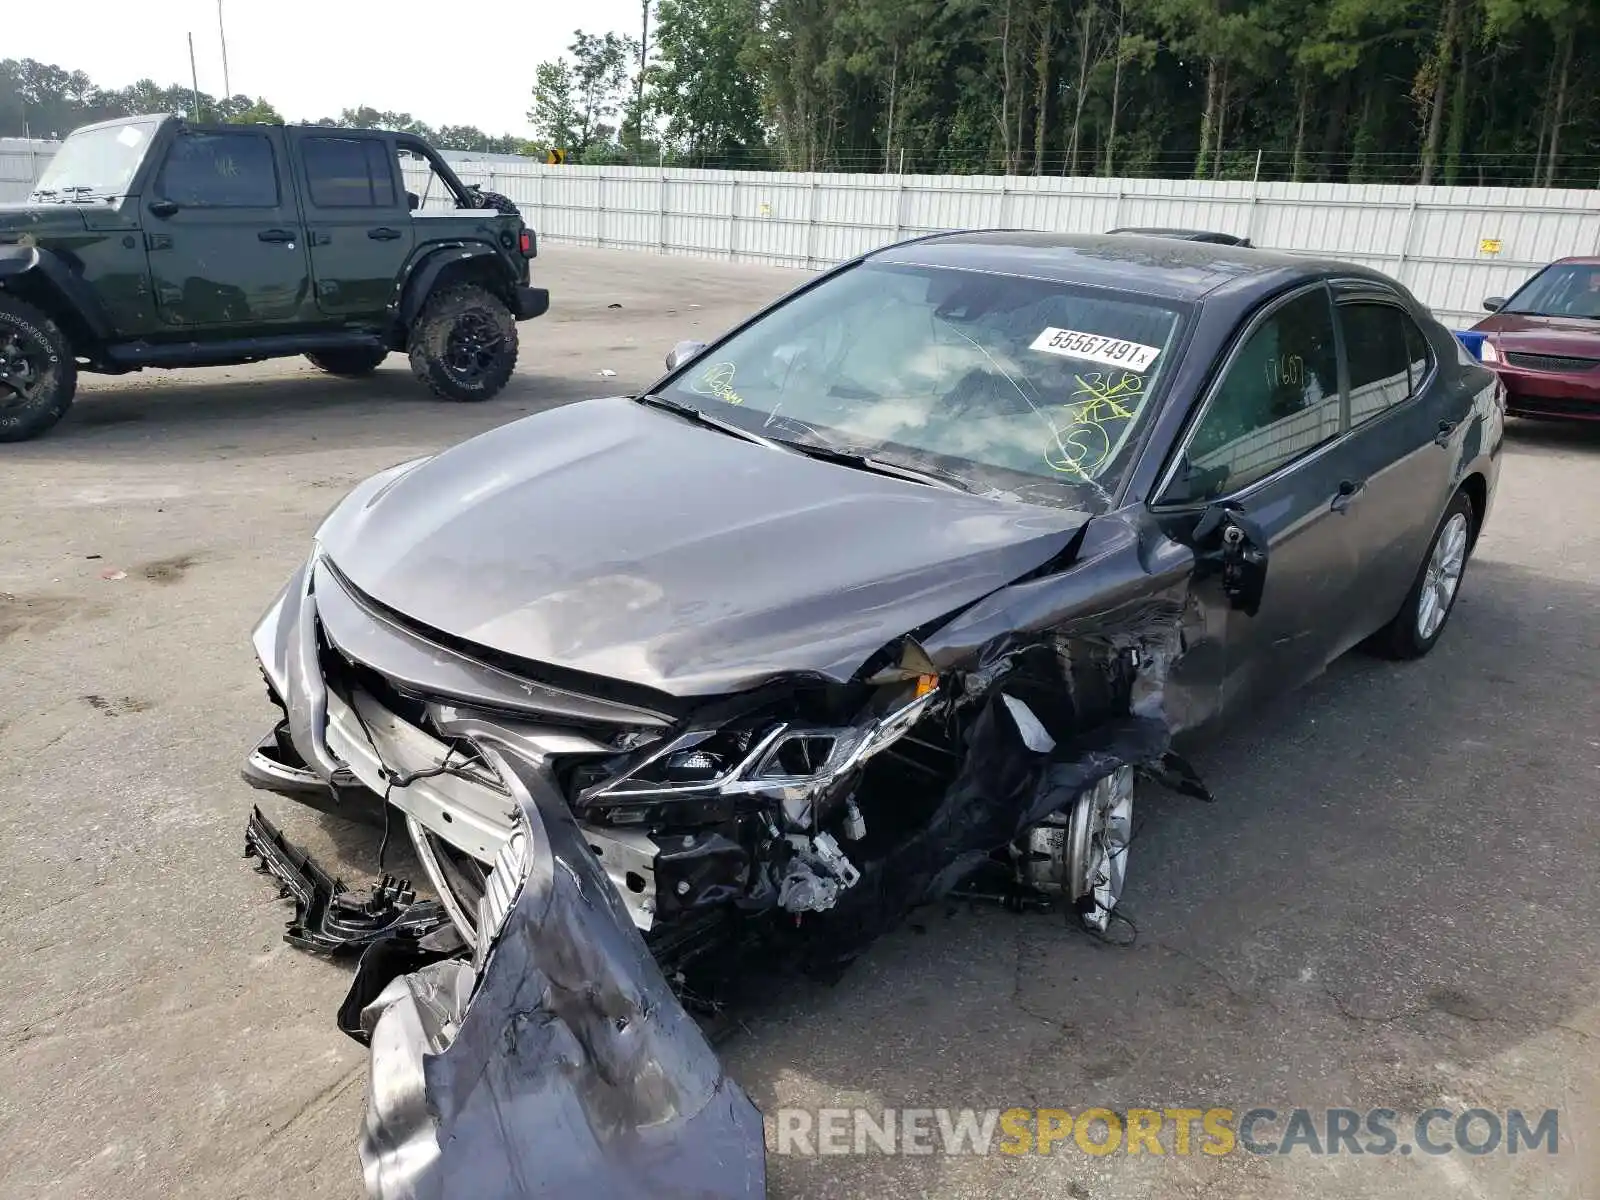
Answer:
[144, 126, 314, 329]
[290, 132, 416, 319]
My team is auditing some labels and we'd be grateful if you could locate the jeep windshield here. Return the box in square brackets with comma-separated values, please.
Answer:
[655, 261, 1188, 513]
[31, 120, 160, 202]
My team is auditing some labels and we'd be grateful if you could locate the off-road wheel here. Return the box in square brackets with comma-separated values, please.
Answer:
[305, 346, 389, 377]
[407, 284, 518, 402]
[0, 295, 77, 443]
[1370, 488, 1475, 660]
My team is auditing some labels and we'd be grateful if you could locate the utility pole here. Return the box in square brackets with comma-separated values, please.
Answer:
[217, 0, 232, 100]
[634, 0, 650, 155]
[188, 33, 202, 121]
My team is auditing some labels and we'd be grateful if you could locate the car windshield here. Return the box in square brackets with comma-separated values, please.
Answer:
[30, 120, 158, 201]
[1502, 262, 1600, 320]
[656, 262, 1188, 512]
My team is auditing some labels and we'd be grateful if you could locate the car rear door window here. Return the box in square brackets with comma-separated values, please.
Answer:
[301, 136, 398, 208]
[157, 131, 279, 207]
[1403, 317, 1433, 391]
[1340, 302, 1415, 426]
[1168, 286, 1341, 502]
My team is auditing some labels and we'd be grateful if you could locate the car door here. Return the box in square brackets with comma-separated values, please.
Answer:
[291, 132, 416, 319]
[1324, 290, 1464, 652]
[145, 126, 313, 329]
[1153, 282, 1361, 718]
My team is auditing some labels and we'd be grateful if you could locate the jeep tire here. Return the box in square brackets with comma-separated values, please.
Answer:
[407, 283, 518, 402]
[305, 346, 389, 377]
[0, 295, 77, 443]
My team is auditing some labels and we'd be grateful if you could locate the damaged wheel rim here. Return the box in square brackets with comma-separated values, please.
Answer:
[1066, 766, 1134, 931]
[1417, 512, 1469, 641]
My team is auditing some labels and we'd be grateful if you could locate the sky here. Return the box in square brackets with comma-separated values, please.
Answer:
[10, 0, 645, 136]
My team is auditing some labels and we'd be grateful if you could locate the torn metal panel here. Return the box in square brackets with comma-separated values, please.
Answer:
[358, 745, 766, 1200]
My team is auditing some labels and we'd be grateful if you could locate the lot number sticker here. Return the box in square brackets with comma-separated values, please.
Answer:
[1030, 327, 1160, 372]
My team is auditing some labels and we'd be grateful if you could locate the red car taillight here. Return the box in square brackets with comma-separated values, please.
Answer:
[519, 230, 535, 257]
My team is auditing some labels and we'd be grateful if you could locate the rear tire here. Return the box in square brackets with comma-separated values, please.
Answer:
[305, 346, 388, 377]
[406, 284, 518, 402]
[0, 295, 77, 443]
[1371, 489, 1475, 660]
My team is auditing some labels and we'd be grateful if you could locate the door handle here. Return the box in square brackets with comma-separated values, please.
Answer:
[1434, 419, 1457, 448]
[147, 199, 179, 219]
[367, 227, 402, 241]
[258, 228, 297, 243]
[1331, 479, 1365, 513]
[308, 231, 332, 247]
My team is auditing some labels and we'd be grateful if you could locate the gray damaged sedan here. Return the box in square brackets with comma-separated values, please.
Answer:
[243, 232, 1504, 1198]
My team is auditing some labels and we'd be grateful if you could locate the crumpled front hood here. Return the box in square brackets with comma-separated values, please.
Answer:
[0, 204, 89, 237]
[318, 396, 1086, 697]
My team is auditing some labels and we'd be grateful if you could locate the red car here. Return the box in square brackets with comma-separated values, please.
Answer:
[1471, 257, 1600, 420]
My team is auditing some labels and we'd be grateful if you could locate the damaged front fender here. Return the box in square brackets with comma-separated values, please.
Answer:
[358, 744, 767, 1200]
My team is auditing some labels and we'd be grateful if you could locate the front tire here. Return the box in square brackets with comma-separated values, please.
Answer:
[1373, 489, 1475, 660]
[406, 284, 518, 402]
[0, 295, 77, 443]
[305, 346, 388, 377]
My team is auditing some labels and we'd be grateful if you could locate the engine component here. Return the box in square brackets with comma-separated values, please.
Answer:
[841, 796, 867, 842]
[777, 831, 861, 913]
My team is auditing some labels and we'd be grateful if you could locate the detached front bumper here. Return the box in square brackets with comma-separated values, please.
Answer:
[357, 746, 765, 1199]
[247, 552, 767, 1197]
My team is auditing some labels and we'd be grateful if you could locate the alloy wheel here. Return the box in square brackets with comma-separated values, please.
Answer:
[1417, 512, 1469, 641]
[0, 328, 48, 411]
[442, 310, 505, 384]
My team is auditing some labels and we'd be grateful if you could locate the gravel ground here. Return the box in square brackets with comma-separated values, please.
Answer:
[2, 243, 1596, 1200]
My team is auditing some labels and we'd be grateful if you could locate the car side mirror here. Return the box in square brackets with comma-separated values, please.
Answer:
[148, 199, 179, 219]
[1483, 296, 1506, 312]
[664, 340, 707, 371]
[406, 191, 420, 212]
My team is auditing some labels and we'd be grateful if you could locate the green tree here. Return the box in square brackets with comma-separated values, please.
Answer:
[529, 59, 582, 151]
[231, 98, 284, 124]
[651, 0, 766, 159]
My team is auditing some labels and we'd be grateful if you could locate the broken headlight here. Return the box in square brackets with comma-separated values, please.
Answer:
[588, 685, 940, 816]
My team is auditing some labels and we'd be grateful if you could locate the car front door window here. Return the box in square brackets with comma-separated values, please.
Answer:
[1169, 287, 1342, 504]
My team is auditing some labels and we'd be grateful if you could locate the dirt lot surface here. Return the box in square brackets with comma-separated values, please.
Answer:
[3, 243, 1597, 1200]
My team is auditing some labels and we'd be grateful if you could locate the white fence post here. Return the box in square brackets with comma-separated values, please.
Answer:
[659, 171, 669, 255]
[805, 179, 819, 269]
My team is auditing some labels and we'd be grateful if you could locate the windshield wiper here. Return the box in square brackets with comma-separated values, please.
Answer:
[631, 392, 781, 448]
[769, 438, 980, 494]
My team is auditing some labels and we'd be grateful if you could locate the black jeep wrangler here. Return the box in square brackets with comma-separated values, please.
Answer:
[0, 115, 549, 441]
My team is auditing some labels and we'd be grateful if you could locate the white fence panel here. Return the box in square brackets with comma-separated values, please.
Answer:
[14, 139, 1600, 327]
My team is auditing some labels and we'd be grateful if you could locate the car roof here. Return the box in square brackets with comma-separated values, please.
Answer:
[67, 113, 409, 138]
[1108, 226, 1246, 241]
[868, 229, 1391, 304]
